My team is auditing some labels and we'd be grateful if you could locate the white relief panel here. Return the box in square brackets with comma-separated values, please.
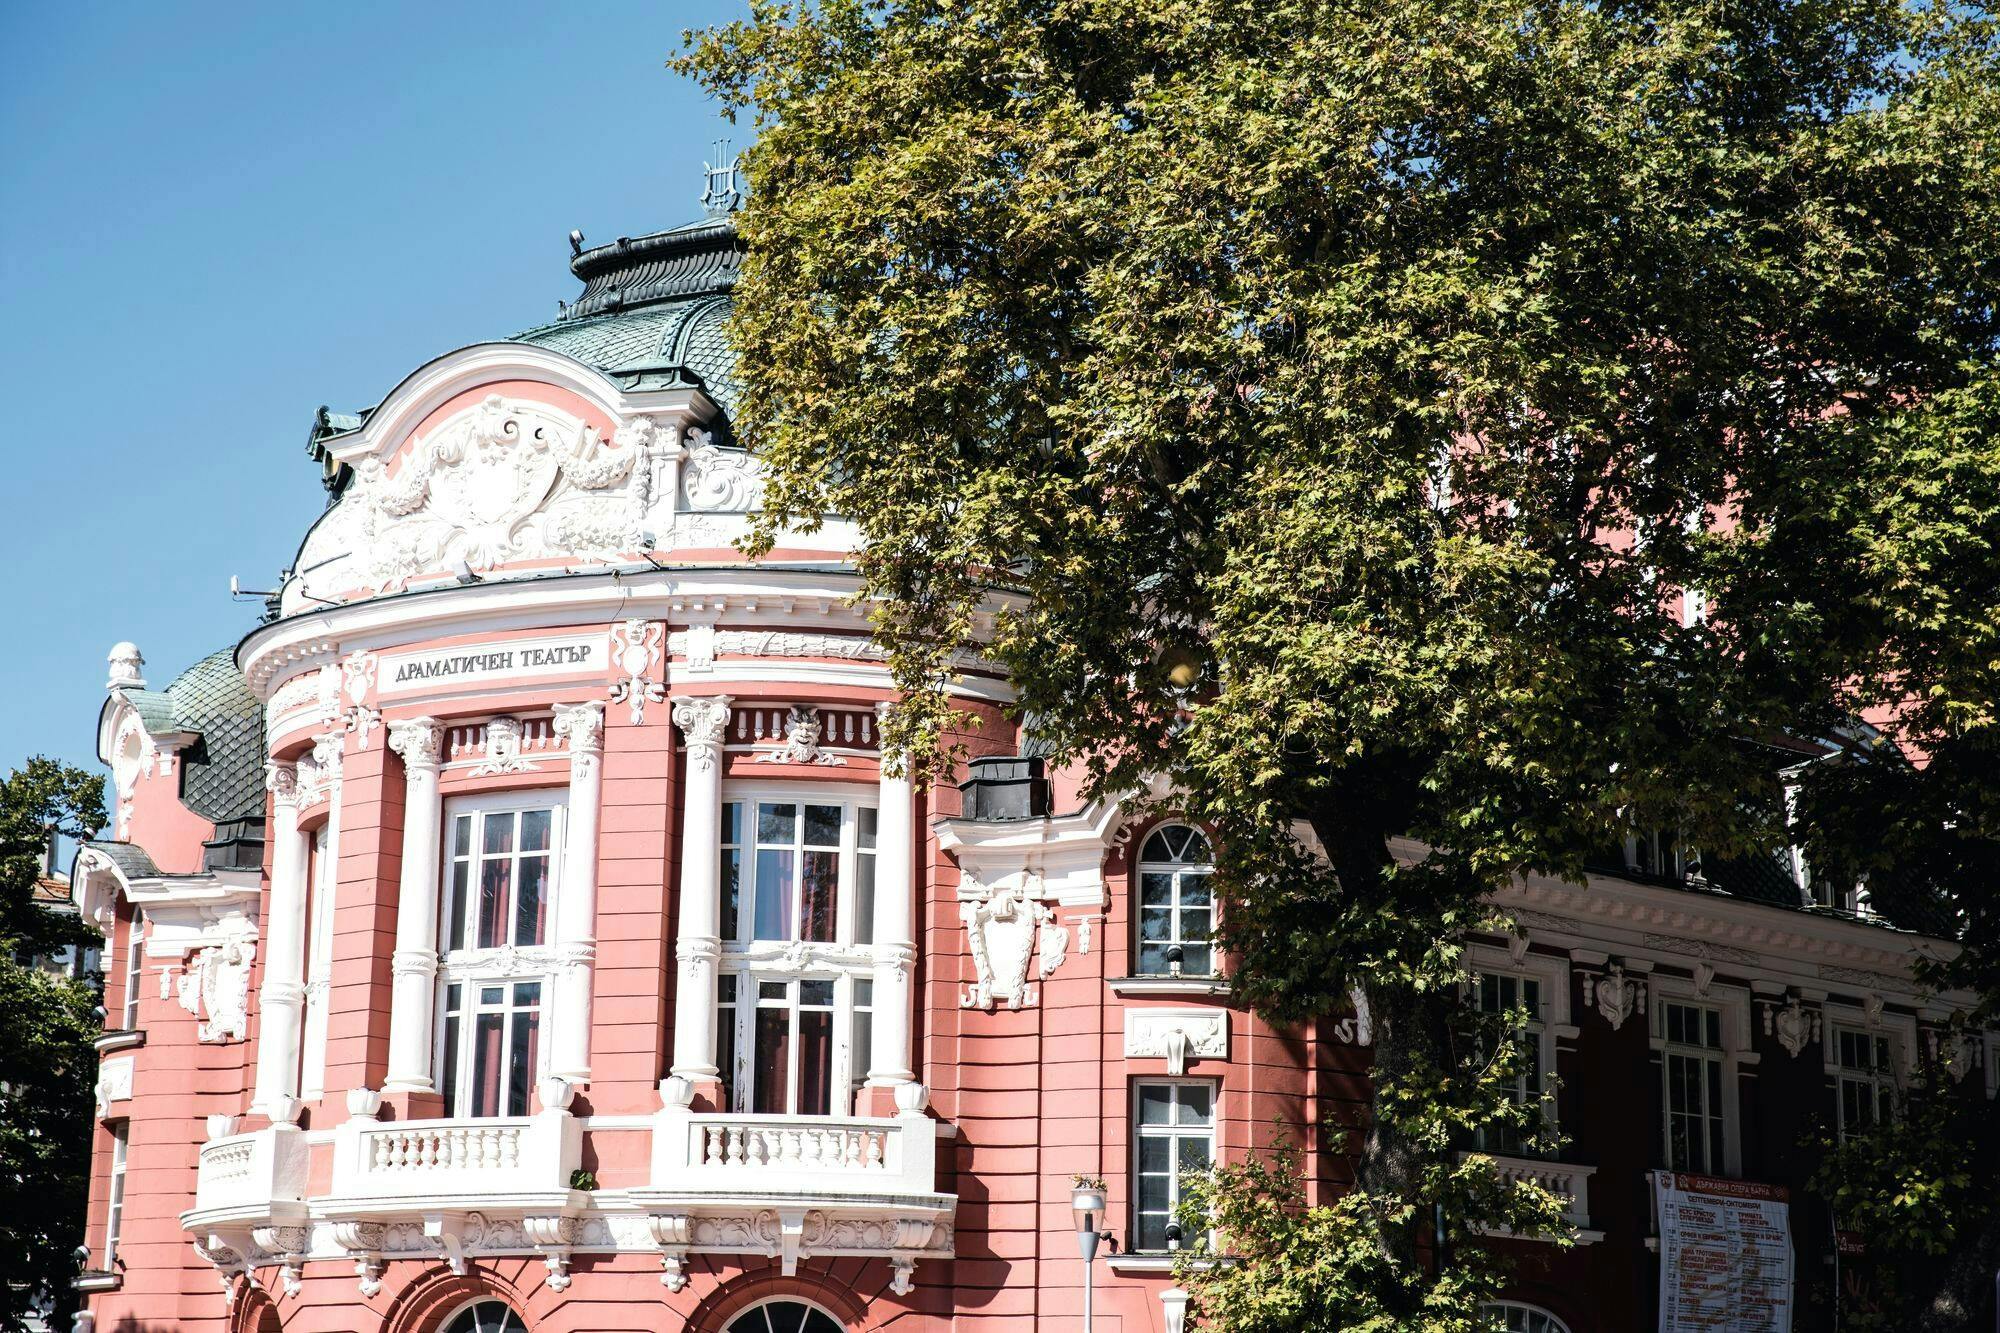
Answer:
[1124, 1009, 1229, 1075]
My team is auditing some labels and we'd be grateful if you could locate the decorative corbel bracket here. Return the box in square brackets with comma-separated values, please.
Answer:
[523, 1215, 578, 1291]
[648, 1212, 693, 1290]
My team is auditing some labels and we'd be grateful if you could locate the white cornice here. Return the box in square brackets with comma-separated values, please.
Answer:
[321, 342, 716, 468]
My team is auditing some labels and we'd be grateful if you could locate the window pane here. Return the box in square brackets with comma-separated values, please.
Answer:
[858, 807, 877, 849]
[1139, 1135, 1171, 1173]
[520, 808, 551, 852]
[1177, 1085, 1213, 1125]
[472, 1012, 504, 1117]
[483, 812, 515, 855]
[1139, 1084, 1173, 1125]
[1180, 943, 1214, 976]
[754, 849, 795, 941]
[804, 804, 842, 847]
[766, 1304, 806, 1333]
[447, 859, 469, 952]
[441, 1007, 462, 1118]
[801, 850, 839, 942]
[453, 814, 473, 858]
[1140, 872, 1174, 907]
[515, 854, 549, 946]
[1178, 1135, 1211, 1172]
[758, 802, 796, 844]
[801, 979, 835, 1007]
[1139, 907, 1172, 941]
[723, 801, 742, 846]
[798, 1008, 833, 1116]
[477, 855, 510, 950]
[754, 1007, 791, 1114]
[854, 851, 875, 946]
[722, 849, 742, 941]
[508, 1007, 539, 1116]
[1180, 874, 1211, 907]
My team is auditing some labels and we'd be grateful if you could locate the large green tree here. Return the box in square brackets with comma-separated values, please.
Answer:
[0, 759, 107, 1333]
[681, 0, 2000, 1325]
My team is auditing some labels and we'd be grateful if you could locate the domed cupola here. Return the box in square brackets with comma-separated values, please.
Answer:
[511, 147, 746, 426]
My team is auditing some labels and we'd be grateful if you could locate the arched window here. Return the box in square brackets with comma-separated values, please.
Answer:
[1482, 1302, 1571, 1333]
[1136, 824, 1215, 977]
[726, 1301, 845, 1333]
[441, 1301, 528, 1333]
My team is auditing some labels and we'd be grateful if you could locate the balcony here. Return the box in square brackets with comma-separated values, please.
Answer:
[329, 1109, 583, 1210]
[178, 1080, 956, 1297]
[187, 1121, 308, 1227]
[1467, 1152, 1602, 1244]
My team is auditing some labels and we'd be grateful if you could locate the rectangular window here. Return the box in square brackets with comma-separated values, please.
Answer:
[444, 803, 558, 953]
[119, 910, 145, 1030]
[749, 977, 835, 1115]
[1662, 1001, 1727, 1173]
[439, 980, 542, 1118]
[104, 1121, 129, 1269]
[849, 978, 874, 1108]
[1834, 1026, 1896, 1140]
[1133, 1081, 1215, 1252]
[717, 974, 738, 1109]
[1472, 971, 1545, 1155]
[854, 807, 877, 946]
[300, 824, 336, 1102]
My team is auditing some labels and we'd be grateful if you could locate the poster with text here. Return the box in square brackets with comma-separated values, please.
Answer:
[1656, 1171, 1794, 1332]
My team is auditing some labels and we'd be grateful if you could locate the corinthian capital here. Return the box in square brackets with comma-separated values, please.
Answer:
[552, 701, 606, 755]
[671, 695, 733, 771]
[387, 716, 445, 771]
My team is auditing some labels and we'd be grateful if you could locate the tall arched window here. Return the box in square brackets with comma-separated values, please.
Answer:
[440, 1301, 528, 1333]
[1136, 824, 1215, 977]
[726, 1301, 845, 1333]
[1481, 1302, 1571, 1333]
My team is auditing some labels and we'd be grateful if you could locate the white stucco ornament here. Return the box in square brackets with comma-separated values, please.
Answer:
[961, 875, 1067, 1010]
[755, 704, 847, 767]
[1591, 962, 1647, 1031]
[1763, 993, 1822, 1058]
[177, 931, 257, 1044]
[1125, 1009, 1230, 1074]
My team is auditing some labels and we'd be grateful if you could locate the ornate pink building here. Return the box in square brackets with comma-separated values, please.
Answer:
[70, 177, 1990, 1333]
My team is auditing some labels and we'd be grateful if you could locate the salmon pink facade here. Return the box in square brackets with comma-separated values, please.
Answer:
[70, 182, 1993, 1333]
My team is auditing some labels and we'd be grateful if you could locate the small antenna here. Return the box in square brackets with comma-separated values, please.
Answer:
[229, 575, 280, 600]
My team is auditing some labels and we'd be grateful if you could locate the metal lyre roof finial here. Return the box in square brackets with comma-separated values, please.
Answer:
[701, 138, 744, 217]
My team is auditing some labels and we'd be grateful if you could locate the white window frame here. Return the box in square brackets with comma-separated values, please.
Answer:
[1647, 974, 1752, 1177]
[119, 909, 145, 1030]
[1134, 823, 1217, 978]
[718, 784, 877, 1117]
[1465, 944, 1574, 1155]
[299, 822, 337, 1102]
[1131, 1078, 1218, 1254]
[1832, 1016, 1896, 1128]
[434, 789, 568, 1119]
[104, 1120, 129, 1269]
[1821, 1001, 1917, 1142]
[1482, 1302, 1572, 1333]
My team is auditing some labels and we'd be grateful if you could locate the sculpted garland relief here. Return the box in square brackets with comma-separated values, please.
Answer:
[294, 399, 764, 602]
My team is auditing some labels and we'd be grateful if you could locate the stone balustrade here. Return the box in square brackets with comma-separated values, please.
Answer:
[330, 1108, 582, 1205]
[187, 1122, 308, 1227]
[649, 1103, 942, 1201]
[1475, 1152, 1600, 1240]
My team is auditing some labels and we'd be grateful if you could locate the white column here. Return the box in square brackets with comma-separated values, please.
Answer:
[668, 695, 731, 1086]
[251, 760, 309, 1119]
[550, 703, 606, 1083]
[383, 718, 445, 1094]
[299, 731, 344, 1102]
[868, 703, 918, 1087]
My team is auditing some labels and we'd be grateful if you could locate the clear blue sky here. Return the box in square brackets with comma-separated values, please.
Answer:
[0, 2, 746, 783]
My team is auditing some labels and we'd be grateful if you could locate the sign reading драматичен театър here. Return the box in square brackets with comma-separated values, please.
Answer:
[377, 633, 608, 697]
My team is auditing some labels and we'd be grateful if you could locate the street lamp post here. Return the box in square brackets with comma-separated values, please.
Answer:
[1072, 1180, 1110, 1333]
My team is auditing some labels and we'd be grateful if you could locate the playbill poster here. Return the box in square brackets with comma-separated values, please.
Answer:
[1656, 1171, 1794, 1332]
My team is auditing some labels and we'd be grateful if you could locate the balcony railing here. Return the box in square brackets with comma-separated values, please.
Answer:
[190, 1123, 308, 1220]
[1467, 1152, 1600, 1242]
[650, 1107, 942, 1201]
[330, 1109, 582, 1204]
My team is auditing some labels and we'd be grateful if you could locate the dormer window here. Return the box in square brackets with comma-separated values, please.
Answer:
[1136, 824, 1215, 977]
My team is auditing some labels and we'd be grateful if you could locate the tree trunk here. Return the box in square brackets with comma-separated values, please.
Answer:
[1311, 807, 1460, 1285]
[1918, 1207, 2000, 1333]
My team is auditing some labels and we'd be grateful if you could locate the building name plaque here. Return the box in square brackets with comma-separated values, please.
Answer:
[378, 635, 606, 696]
